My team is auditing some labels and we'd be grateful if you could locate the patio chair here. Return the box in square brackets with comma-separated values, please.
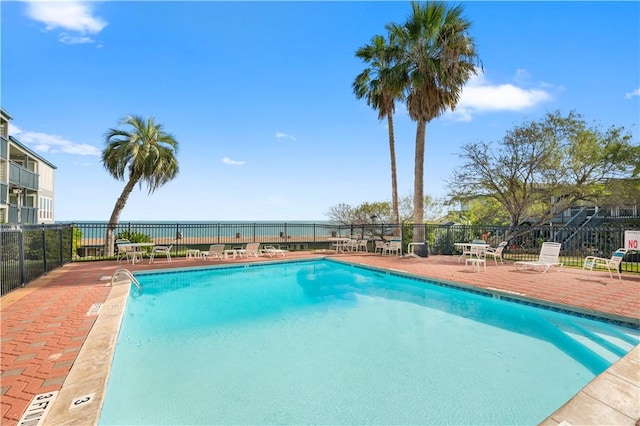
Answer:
[202, 244, 225, 261]
[374, 240, 386, 255]
[115, 239, 133, 264]
[237, 242, 260, 258]
[357, 239, 369, 252]
[149, 244, 173, 263]
[514, 242, 563, 273]
[484, 241, 508, 265]
[455, 241, 489, 263]
[382, 240, 402, 257]
[345, 239, 359, 252]
[582, 248, 628, 281]
[261, 245, 289, 257]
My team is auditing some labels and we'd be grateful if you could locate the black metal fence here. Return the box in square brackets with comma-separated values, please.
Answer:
[1, 224, 74, 295]
[423, 224, 640, 271]
[70, 222, 381, 257]
[1, 221, 638, 295]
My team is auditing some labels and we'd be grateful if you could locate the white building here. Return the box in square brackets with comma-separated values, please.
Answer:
[0, 107, 57, 224]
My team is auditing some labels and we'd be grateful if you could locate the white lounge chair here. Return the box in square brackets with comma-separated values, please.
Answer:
[484, 241, 508, 265]
[149, 244, 172, 263]
[514, 242, 563, 273]
[261, 245, 289, 257]
[237, 242, 260, 258]
[583, 248, 628, 280]
[202, 244, 225, 261]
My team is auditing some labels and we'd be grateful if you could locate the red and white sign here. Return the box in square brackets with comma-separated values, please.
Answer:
[625, 230, 640, 250]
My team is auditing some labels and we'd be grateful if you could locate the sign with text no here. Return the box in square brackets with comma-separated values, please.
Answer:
[625, 230, 640, 250]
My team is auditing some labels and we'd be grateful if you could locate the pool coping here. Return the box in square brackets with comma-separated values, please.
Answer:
[43, 282, 129, 425]
[42, 258, 640, 425]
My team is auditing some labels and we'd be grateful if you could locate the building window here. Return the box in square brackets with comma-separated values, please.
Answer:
[39, 196, 53, 220]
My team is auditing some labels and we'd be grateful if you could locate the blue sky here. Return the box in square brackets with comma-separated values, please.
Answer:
[2, 1, 639, 222]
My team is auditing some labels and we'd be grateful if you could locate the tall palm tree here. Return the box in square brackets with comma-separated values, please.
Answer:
[353, 34, 404, 228]
[389, 1, 481, 241]
[102, 115, 179, 255]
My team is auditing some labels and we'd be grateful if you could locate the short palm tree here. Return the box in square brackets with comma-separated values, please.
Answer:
[389, 1, 481, 241]
[102, 115, 179, 255]
[353, 34, 404, 229]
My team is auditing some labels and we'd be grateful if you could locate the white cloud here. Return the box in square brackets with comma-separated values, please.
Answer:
[24, 0, 107, 44]
[446, 70, 553, 122]
[513, 68, 531, 85]
[624, 88, 640, 99]
[58, 33, 94, 45]
[221, 157, 245, 166]
[9, 123, 101, 156]
[275, 132, 297, 141]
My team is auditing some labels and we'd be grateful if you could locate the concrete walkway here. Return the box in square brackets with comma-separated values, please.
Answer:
[1, 252, 639, 425]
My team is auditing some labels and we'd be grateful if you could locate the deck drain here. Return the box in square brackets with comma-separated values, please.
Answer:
[100, 276, 112, 281]
[86, 303, 103, 316]
[18, 391, 58, 426]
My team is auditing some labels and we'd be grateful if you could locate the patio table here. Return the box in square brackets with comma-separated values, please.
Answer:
[118, 242, 155, 264]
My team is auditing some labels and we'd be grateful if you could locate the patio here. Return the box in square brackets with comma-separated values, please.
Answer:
[1, 252, 639, 425]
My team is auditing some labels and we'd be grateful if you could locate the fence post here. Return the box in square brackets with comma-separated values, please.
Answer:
[18, 227, 25, 286]
[175, 223, 180, 256]
[58, 226, 64, 265]
[41, 226, 48, 272]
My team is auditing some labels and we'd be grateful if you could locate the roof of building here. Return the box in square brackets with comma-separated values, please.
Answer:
[9, 135, 57, 169]
[0, 107, 14, 120]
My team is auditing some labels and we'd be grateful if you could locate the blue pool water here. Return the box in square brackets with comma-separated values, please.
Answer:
[99, 260, 639, 425]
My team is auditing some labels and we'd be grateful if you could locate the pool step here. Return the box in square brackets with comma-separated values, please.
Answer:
[552, 317, 640, 365]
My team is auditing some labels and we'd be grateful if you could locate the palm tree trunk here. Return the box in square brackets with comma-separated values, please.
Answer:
[105, 178, 139, 256]
[387, 114, 400, 233]
[413, 119, 426, 242]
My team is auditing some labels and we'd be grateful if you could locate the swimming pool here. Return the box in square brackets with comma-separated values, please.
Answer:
[99, 259, 639, 425]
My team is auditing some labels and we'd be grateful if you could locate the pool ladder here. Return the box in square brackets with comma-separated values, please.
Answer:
[111, 268, 142, 291]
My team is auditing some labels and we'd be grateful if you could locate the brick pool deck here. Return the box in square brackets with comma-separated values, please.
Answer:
[1, 252, 639, 425]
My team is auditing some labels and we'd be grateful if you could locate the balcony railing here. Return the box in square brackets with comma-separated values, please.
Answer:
[8, 205, 37, 224]
[9, 162, 38, 190]
[1, 137, 7, 160]
[0, 183, 6, 205]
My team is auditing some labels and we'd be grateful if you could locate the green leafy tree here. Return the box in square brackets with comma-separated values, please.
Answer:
[326, 202, 391, 225]
[388, 1, 481, 241]
[353, 34, 404, 227]
[461, 198, 510, 225]
[447, 111, 639, 226]
[327, 194, 442, 225]
[102, 115, 179, 255]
